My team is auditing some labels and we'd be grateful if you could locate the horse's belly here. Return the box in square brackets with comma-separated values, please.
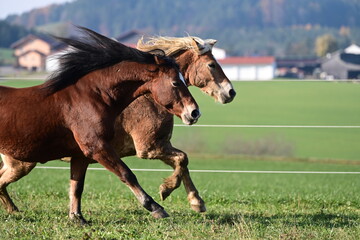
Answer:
[0, 126, 79, 163]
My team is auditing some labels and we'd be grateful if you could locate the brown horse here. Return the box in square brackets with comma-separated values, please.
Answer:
[0, 27, 200, 222]
[67, 36, 236, 221]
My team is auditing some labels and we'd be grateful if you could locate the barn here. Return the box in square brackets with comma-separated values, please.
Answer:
[218, 56, 276, 81]
[321, 44, 360, 79]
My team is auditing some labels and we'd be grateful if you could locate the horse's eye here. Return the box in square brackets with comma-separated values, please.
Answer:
[171, 81, 182, 87]
[208, 63, 216, 69]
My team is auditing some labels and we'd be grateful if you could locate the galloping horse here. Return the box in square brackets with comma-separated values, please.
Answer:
[67, 35, 236, 220]
[0, 27, 200, 222]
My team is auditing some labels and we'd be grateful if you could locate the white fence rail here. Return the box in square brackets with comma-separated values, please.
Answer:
[174, 124, 360, 129]
[35, 166, 360, 175]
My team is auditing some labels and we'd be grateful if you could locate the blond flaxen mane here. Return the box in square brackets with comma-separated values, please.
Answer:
[137, 36, 217, 56]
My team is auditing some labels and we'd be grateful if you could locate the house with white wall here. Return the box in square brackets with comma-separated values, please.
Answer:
[218, 56, 276, 81]
[212, 47, 226, 60]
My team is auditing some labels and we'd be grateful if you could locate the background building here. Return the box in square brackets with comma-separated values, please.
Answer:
[218, 56, 276, 81]
[321, 44, 360, 79]
[11, 34, 59, 71]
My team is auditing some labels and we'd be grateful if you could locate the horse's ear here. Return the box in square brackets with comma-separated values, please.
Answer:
[192, 37, 216, 54]
[148, 49, 166, 56]
[154, 55, 164, 65]
[192, 37, 205, 52]
[205, 39, 217, 47]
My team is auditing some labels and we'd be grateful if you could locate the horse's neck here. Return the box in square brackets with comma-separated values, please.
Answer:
[76, 69, 149, 115]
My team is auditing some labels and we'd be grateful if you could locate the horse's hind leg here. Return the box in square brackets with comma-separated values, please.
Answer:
[156, 150, 186, 200]
[69, 157, 89, 225]
[181, 167, 206, 212]
[143, 147, 206, 213]
[0, 155, 36, 213]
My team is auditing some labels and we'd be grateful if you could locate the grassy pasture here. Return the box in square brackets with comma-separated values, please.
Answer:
[173, 81, 360, 161]
[0, 79, 359, 239]
[0, 158, 359, 239]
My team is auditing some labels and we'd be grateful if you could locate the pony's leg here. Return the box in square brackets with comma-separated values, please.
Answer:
[157, 150, 187, 200]
[159, 149, 206, 212]
[0, 155, 36, 213]
[76, 139, 169, 219]
[138, 147, 206, 213]
[181, 168, 206, 212]
[69, 157, 89, 225]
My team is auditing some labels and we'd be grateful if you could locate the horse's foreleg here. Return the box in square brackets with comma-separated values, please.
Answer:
[156, 148, 206, 212]
[0, 155, 36, 213]
[79, 142, 169, 219]
[69, 157, 89, 225]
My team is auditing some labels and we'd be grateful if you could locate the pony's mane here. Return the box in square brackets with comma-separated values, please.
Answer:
[43, 26, 172, 92]
[137, 36, 210, 56]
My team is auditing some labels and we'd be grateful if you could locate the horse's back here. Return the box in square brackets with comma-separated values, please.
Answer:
[0, 86, 20, 114]
[0, 85, 14, 102]
[0, 85, 48, 108]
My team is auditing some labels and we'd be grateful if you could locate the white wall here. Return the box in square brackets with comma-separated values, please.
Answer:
[222, 64, 275, 81]
[222, 65, 239, 80]
[212, 47, 226, 60]
[257, 65, 275, 80]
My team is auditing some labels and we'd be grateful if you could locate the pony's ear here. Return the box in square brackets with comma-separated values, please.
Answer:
[192, 37, 215, 54]
[154, 55, 164, 65]
[192, 37, 205, 52]
[148, 49, 166, 56]
[205, 39, 217, 46]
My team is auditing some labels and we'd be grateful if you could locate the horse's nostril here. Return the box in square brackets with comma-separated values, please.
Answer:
[191, 109, 200, 119]
[229, 89, 236, 98]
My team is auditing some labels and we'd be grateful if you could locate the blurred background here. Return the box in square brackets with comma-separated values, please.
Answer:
[1, 0, 360, 77]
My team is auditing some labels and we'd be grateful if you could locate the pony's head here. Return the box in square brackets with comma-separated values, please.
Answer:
[137, 36, 236, 104]
[45, 26, 200, 125]
[134, 54, 200, 125]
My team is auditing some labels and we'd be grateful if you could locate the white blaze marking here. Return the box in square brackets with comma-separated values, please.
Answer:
[179, 72, 186, 86]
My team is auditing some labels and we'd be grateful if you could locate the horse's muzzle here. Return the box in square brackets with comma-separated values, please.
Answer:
[191, 109, 201, 119]
[181, 106, 201, 125]
[224, 88, 236, 103]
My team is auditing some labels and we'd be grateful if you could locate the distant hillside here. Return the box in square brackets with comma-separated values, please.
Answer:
[0, 20, 35, 48]
[6, 0, 360, 33]
[4, 0, 360, 57]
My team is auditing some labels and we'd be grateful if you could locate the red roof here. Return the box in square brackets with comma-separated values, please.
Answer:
[218, 56, 275, 65]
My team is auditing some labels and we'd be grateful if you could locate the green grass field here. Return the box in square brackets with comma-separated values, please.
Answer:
[0, 79, 359, 239]
[172, 81, 360, 161]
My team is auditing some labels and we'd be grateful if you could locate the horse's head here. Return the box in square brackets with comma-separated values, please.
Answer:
[141, 55, 200, 125]
[185, 38, 236, 104]
[137, 36, 235, 104]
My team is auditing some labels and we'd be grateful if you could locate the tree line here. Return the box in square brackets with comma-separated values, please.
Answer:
[2, 0, 360, 57]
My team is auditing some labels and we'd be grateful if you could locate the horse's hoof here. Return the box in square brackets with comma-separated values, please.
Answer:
[7, 206, 20, 213]
[151, 208, 170, 219]
[70, 213, 89, 225]
[191, 204, 206, 213]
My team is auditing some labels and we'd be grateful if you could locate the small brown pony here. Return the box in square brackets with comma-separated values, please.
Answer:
[0, 27, 200, 222]
[67, 35, 236, 223]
